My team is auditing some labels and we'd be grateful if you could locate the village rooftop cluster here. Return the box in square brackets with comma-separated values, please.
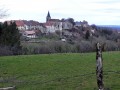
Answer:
[5, 11, 90, 39]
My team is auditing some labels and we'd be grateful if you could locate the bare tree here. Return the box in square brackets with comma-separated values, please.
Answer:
[0, 7, 9, 19]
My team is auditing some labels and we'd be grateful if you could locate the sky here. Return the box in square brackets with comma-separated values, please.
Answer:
[0, 0, 120, 25]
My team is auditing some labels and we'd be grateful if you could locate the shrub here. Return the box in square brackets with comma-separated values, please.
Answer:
[0, 46, 13, 56]
[105, 41, 118, 51]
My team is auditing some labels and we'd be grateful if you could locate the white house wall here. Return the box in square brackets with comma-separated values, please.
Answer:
[26, 35, 36, 38]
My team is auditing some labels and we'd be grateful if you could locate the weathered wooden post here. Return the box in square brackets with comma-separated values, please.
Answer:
[96, 43, 104, 90]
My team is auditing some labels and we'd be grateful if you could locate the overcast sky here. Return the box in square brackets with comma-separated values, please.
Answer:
[0, 0, 120, 25]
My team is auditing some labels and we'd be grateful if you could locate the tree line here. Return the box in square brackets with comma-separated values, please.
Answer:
[0, 21, 21, 55]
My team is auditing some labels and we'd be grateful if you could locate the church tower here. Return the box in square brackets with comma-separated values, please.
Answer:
[46, 11, 51, 22]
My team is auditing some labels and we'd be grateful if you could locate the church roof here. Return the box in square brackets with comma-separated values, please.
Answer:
[44, 22, 54, 26]
[47, 11, 51, 18]
[48, 19, 61, 22]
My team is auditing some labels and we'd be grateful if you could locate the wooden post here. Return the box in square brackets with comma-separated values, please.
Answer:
[96, 43, 104, 90]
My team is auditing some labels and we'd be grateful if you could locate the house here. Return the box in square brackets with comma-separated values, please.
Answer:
[44, 22, 55, 33]
[48, 19, 62, 31]
[5, 20, 25, 30]
[91, 29, 95, 34]
[15, 20, 25, 30]
[62, 20, 73, 30]
[75, 21, 82, 27]
[6, 20, 25, 30]
[16, 20, 47, 34]
[23, 20, 47, 34]
[7, 20, 46, 33]
[82, 20, 89, 27]
[5, 20, 47, 38]
[23, 30, 36, 38]
[38, 23, 47, 34]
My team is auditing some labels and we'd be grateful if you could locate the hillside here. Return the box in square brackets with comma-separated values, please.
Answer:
[20, 23, 120, 55]
[0, 21, 120, 56]
[0, 52, 120, 90]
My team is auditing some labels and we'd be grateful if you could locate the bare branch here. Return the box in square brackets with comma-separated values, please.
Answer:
[0, 7, 9, 19]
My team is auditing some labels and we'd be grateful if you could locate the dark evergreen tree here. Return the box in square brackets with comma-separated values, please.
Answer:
[0, 23, 3, 43]
[9, 22, 21, 54]
[0, 21, 21, 55]
[1, 21, 8, 45]
[67, 18, 75, 26]
[10, 22, 20, 47]
[85, 30, 90, 40]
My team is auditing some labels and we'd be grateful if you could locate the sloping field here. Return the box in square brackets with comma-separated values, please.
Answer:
[0, 52, 120, 90]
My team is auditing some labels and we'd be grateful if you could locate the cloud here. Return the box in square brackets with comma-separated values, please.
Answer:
[0, 0, 120, 25]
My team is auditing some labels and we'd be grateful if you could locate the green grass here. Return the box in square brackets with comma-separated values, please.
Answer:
[0, 52, 120, 90]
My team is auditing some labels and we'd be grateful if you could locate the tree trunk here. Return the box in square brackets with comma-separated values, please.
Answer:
[96, 43, 104, 90]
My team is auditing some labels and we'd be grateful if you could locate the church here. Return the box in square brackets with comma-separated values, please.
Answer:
[44, 11, 73, 33]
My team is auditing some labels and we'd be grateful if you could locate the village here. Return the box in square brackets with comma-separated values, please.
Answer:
[5, 11, 92, 40]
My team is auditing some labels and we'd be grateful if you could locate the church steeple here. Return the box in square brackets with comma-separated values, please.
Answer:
[46, 11, 51, 22]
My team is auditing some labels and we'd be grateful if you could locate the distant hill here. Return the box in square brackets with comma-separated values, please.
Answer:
[97, 25, 120, 31]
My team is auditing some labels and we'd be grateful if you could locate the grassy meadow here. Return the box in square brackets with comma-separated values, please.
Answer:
[0, 52, 120, 90]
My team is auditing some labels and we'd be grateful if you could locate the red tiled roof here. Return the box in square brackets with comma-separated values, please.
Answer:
[49, 19, 61, 22]
[15, 20, 24, 26]
[23, 20, 44, 26]
[5, 20, 45, 27]
[25, 30, 35, 35]
[44, 22, 54, 26]
[39, 23, 46, 28]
